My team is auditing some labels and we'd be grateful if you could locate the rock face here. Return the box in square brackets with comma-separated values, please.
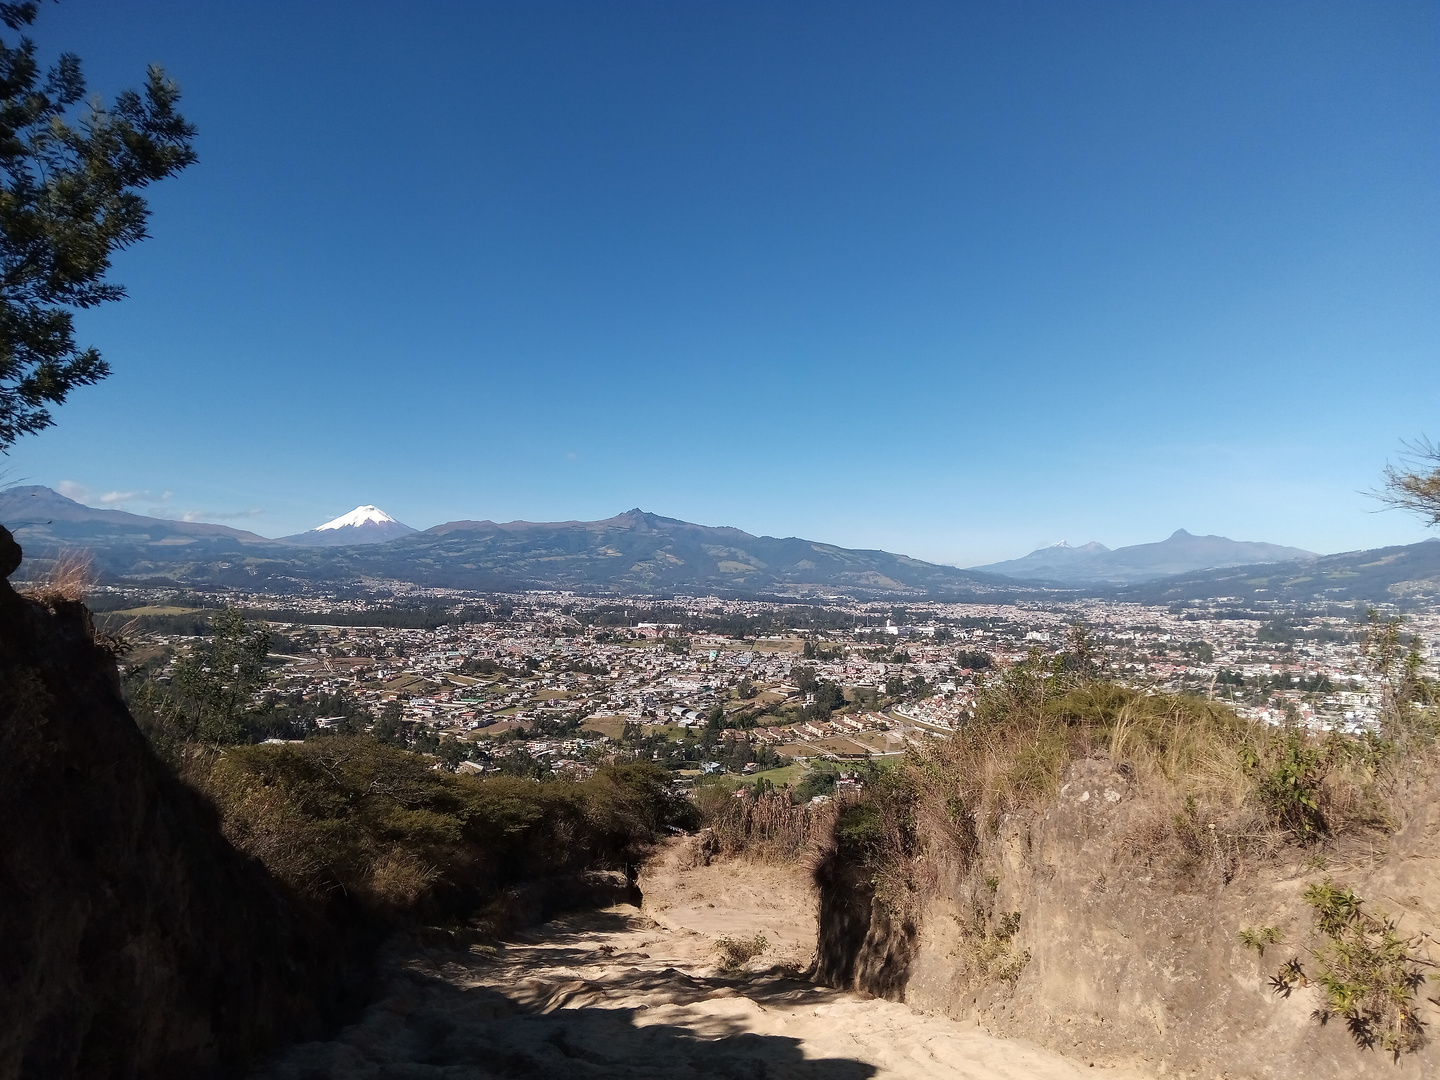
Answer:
[816, 756, 1440, 1080]
[0, 525, 360, 1079]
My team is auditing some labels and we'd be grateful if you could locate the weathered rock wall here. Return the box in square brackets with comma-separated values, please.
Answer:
[0, 526, 363, 1080]
[817, 756, 1440, 1079]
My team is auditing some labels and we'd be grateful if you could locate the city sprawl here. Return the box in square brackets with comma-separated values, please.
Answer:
[101, 586, 1440, 786]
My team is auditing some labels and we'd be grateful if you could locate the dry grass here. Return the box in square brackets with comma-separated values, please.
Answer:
[693, 786, 833, 864]
[17, 549, 94, 606]
[714, 932, 769, 971]
[863, 680, 1402, 914]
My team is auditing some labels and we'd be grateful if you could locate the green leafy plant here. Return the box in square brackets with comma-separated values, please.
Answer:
[0, 1, 197, 448]
[1243, 732, 1331, 839]
[1239, 925, 1283, 957]
[1270, 881, 1433, 1057]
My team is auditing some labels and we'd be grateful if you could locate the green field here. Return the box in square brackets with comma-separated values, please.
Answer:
[582, 715, 629, 739]
[708, 762, 806, 792]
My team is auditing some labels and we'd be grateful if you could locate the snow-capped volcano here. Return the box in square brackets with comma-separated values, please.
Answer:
[281, 505, 417, 547]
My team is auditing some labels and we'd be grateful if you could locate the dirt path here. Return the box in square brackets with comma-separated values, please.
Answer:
[251, 845, 1152, 1080]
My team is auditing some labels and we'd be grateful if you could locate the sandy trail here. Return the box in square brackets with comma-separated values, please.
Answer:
[252, 846, 1150, 1080]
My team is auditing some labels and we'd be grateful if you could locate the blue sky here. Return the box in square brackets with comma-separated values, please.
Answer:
[5, 1, 1438, 565]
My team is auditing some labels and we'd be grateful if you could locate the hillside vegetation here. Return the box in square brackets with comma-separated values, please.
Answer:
[811, 627, 1440, 1075]
[191, 741, 693, 922]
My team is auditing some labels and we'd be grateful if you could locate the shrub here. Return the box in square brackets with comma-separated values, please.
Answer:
[693, 785, 828, 862]
[818, 675, 1416, 995]
[1245, 733, 1331, 839]
[715, 933, 769, 971]
[1270, 881, 1433, 1057]
[190, 738, 689, 920]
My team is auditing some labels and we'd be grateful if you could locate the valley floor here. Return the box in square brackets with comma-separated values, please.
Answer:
[250, 843, 1152, 1080]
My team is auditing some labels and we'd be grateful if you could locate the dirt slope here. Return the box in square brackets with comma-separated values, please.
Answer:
[817, 757, 1440, 1080]
[251, 841, 1153, 1079]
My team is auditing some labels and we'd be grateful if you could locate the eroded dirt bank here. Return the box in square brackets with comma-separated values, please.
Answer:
[817, 758, 1440, 1080]
[252, 840, 1149, 1080]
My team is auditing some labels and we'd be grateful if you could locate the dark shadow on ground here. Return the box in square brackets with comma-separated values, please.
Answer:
[257, 975, 877, 1079]
[253, 908, 878, 1080]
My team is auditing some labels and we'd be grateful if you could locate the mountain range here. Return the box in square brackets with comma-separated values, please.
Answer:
[5, 485, 1439, 605]
[0, 487, 1019, 598]
[971, 529, 1315, 585]
[1113, 539, 1440, 606]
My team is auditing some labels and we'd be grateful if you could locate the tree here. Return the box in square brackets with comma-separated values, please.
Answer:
[168, 606, 272, 744]
[790, 664, 818, 694]
[0, 2, 196, 449]
[372, 699, 407, 746]
[1380, 438, 1440, 526]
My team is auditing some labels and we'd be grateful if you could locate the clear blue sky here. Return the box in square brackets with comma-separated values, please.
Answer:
[6, 0, 1438, 565]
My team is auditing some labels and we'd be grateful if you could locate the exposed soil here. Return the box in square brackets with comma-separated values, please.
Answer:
[251, 841, 1153, 1080]
[817, 756, 1440, 1080]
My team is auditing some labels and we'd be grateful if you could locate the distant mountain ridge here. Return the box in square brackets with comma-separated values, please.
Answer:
[972, 529, 1315, 585]
[0, 487, 1022, 598]
[1115, 538, 1440, 606]
[9, 486, 1435, 604]
[286, 507, 1016, 596]
[0, 485, 275, 553]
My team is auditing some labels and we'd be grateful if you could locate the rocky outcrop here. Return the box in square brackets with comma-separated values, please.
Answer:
[816, 755, 1440, 1079]
[0, 525, 362, 1079]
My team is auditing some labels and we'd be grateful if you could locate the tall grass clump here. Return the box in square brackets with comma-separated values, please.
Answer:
[16, 548, 93, 606]
[693, 782, 833, 863]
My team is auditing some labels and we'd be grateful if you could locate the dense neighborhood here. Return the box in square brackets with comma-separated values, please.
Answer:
[102, 586, 1438, 789]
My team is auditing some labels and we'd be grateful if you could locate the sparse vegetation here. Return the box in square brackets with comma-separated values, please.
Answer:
[715, 932, 769, 971]
[953, 879, 1029, 986]
[1270, 881, 1433, 1057]
[693, 785, 831, 863]
[1239, 925, 1283, 957]
[15, 549, 93, 606]
[817, 625, 1437, 999]
[1380, 437, 1440, 527]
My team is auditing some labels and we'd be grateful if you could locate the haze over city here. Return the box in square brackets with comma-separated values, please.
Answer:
[5, 0, 1437, 565]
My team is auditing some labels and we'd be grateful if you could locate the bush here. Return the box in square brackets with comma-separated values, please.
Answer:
[715, 933, 769, 971]
[819, 673, 1409, 991]
[694, 785, 828, 862]
[191, 738, 691, 920]
[1270, 881, 1432, 1057]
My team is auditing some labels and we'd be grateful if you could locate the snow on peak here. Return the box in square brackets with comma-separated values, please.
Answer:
[315, 505, 399, 531]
